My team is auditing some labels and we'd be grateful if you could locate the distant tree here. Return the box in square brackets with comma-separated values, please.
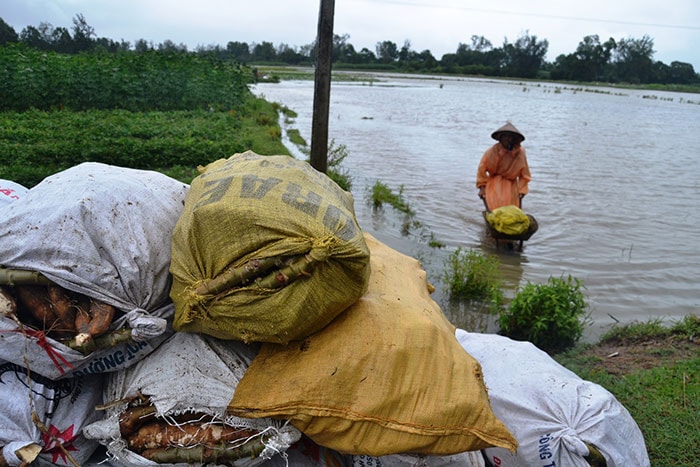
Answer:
[651, 60, 670, 84]
[439, 52, 458, 72]
[336, 42, 357, 63]
[277, 43, 304, 64]
[398, 39, 412, 65]
[411, 49, 438, 70]
[332, 33, 351, 62]
[469, 35, 492, 52]
[134, 38, 152, 53]
[668, 61, 697, 84]
[71, 13, 95, 52]
[613, 35, 655, 83]
[51, 26, 74, 53]
[357, 47, 377, 64]
[454, 43, 478, 66]
[375, 40, 399, 64]
[572, 35, 612, 81]
[550, 53, 576, 80]
[251, 41, 276, 62]
[0, 18, 19, 45]
[19, 25, 45, 49]
[158, 39, 187, 53]
[501, 31, 548, 78]
[443, 37, 500, 75]
[298, 43, 314, 59]
[552, 36, 616, 81]
[227, 41, 251, 62]
[36, 22, 57, 48]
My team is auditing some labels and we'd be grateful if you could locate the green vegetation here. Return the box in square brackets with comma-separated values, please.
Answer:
[0, 44, 251, 112]
[0, 103, 288, 187]
[498, 275, 589, 353]
[556, 316, 699, 466]
[325, 140, 352, 191]
[370, 181, 414, 215]
[442, 248, 504, 313]
[3, 14, 698, 90]
[0, 42, 293, 187]
[286, 129, 306, 147]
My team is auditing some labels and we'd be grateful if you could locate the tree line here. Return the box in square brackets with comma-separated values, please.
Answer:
[1, 14, 697, 86]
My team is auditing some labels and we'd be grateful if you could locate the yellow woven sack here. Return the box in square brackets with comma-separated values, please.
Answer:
[228, 233, 517, 456]
[485, 205, 530, 235]
[169, 151, 370, 344]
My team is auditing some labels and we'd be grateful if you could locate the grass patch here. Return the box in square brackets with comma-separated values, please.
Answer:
[555, 315, 699, 465]
[599, 315, 700, 345]
[0, 97, 288, 187]
[287, 129, 306, 147]
[443, 248, 504, 313]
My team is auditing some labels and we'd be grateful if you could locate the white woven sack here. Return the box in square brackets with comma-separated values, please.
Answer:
[0, 163, 189, 379]
[0, 179, 28, 205]
[0, 359, 104, 466]
[455, 329, 650, 467]
[83, 331, 301, 466]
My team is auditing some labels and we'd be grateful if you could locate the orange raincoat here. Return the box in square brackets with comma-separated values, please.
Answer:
[476, 143, 531, 210]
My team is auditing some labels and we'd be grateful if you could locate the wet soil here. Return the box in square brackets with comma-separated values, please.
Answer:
[574, 335, 699, 376]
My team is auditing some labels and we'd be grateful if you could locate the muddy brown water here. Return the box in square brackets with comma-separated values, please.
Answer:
[252, 73, 700, 342]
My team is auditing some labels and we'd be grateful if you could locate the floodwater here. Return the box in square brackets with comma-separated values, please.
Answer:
[252, 73, 700, 341]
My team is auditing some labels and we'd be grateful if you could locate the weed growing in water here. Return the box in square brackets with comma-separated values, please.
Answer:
[443, 248, 504, 313]
[370, 181, 414, 215]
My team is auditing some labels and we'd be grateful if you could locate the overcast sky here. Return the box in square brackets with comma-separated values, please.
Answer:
[3, 0, 700, 70]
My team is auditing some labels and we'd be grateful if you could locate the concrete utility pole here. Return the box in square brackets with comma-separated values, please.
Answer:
[310, 0, 335, 173]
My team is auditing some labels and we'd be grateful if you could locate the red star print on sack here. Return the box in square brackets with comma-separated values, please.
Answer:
[40, 424, 78, 464]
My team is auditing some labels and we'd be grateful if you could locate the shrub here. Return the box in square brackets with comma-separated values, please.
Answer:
[443, 248, 504, 312]
[326, 140, 352, 191]
[498, 275, 589, 353]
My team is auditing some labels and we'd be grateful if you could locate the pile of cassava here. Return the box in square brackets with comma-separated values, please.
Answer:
[0, 155, 650, 467]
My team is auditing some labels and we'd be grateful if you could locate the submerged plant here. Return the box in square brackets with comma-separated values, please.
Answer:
[443, 248, 504, 313]
[370, 181, 414, 215]
[498, 275, 589, 353]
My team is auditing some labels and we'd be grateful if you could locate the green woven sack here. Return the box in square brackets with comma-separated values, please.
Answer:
[170, 152, 370, 344]
[486, 205, 530, 235]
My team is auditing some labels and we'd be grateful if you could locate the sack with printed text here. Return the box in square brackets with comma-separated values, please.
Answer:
[170, 151, 370, 344]
[0, 179, 28, 206]
[456, 330, 650, 467]
[229, 234, 516, 456]
[83, 331, 300, 466]
[0, 358, 104, 466]
[0, 163, 189, 379]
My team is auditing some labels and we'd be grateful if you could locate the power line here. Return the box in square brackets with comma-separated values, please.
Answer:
[365, 0, 700, 31]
